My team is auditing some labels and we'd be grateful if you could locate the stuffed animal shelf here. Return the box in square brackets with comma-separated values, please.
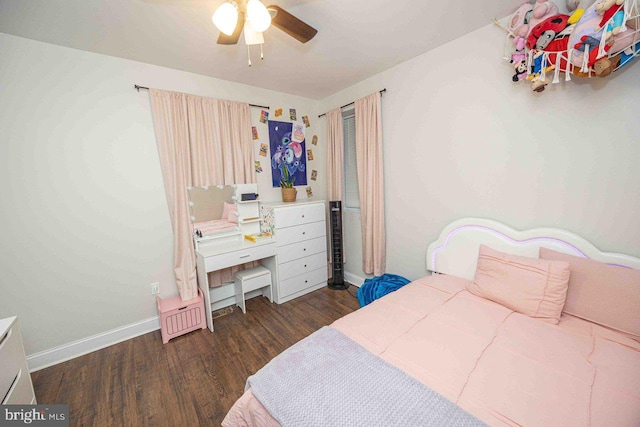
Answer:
[499, 0, 640, 94]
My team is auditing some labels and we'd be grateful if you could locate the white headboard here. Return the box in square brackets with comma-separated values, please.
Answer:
[426, 218, 640, 280]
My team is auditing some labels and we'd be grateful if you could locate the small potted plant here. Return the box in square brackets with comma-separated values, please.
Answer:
[280, 164, 297, 202]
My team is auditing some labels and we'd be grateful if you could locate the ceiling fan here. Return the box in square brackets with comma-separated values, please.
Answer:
[212, 0, 317, 60]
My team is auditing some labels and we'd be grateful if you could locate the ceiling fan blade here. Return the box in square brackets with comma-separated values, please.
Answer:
[267, 5, 317, 43]
[217, 11, 245, 45]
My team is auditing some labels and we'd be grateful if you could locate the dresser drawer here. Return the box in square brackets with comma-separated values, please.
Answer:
[278, 251, 327, 282]
[0, 326, 24, 397]
[275, 203, 325, 229]
[0, 318, 35, 405]
[204, 242, 276, 271]
[3, 368, 34, 405]
[276, 220, 326, 247]
[276, 236, 326, 264]
[279, 266, 328, 299]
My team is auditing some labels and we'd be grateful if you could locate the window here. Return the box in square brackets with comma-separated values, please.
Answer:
[342, 110, 359, 211]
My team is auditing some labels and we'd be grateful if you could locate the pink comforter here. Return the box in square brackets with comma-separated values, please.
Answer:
[223, 275, 640, 426]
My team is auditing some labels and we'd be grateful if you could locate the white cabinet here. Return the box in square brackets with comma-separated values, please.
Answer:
[0, 317, 36, 405]
[263, 201, 328, 304]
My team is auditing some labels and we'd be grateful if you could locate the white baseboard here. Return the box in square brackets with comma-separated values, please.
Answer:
[344, 272, 366, 287]
[27, 316, 160, 372]
[27, 276, 366, 372]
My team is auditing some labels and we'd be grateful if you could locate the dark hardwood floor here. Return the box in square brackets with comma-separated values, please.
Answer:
[31, 286, 360, 426]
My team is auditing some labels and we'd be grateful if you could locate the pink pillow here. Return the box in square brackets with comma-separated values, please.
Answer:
[467, 245, 570, 324]
[221, 202, 237, 222]
[540, 247, 640, 340]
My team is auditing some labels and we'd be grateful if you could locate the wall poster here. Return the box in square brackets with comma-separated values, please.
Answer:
[269, 120, 307, 188]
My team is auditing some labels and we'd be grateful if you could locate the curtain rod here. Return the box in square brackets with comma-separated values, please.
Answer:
[134, 85, 270, 110]
[317, 88, 387, 118]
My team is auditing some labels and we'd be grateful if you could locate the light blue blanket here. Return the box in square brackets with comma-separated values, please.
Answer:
[247, 327, 486, 427]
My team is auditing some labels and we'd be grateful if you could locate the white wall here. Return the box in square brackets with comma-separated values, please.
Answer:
[0, 33, 322, 357]
[319, 24, 640, 283]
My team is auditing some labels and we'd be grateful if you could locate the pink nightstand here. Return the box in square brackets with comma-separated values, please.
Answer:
[156, 289, 207, 344]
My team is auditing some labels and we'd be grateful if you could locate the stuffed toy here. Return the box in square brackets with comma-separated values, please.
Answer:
[510, 36, 529, 81]
[513, 59, 530, 81]
[566, 0, 597, 24]
[526, 14, 571, 50]
[527, 50, 555, 91]
[607, 21, 640, 54]
[511, 36, 527, 63]
[568, 1, 614, 71]
[591, 55, 618, 76]
[594, 0, 626, 39]
[526, 14, 575, 75]
[508, 0, 560, 38]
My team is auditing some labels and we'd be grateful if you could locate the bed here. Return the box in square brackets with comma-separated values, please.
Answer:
[222, 218, 640, 426]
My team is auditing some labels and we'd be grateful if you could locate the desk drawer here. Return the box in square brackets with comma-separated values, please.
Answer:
[275, 203, 325, 229]
[276, 237, 326, 264]
[204, 242, 276, 271]
[279, 266, 328, 299]
[276, 220, 326, 247]
[278, 251, 327, 282]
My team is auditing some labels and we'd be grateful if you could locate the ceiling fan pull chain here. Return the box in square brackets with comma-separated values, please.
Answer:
[260, 43, 264, 60]
[247, 45, 252, 67]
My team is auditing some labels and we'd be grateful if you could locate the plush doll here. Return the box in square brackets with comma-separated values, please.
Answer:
[513, 59, 530, 81]
[510, 36, 527, 63]
[527, 50, 555, 92]
[526, 14, 574, 75]
[592, 55, 615, 76]
[568, 1, 614, 71]
[566, 0, 597, 24]
[594, 0, 626, 39]
[508, 0, 560, 38]
[526, 14, 571, 50]
[510, 36, 529, 81]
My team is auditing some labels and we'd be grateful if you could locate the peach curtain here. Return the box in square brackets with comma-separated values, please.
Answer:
[354, 92, 386, 276]
[150, 89, 255, 300]
[186, 95, 255, 185]
[326, 108, 344, 202]
[326, 108, 344, 268]
[186, 94, 257, 287]
[149, 90, 198, 300]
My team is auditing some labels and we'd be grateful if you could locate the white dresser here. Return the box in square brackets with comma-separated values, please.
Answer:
[263, 200, 328, 304]
[0, 316, 36, 405]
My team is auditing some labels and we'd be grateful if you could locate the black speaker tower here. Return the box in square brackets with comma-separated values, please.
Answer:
[328, 201, 348, 290]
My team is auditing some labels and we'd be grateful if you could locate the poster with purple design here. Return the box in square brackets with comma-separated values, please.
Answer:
[269, 121, 307, 188]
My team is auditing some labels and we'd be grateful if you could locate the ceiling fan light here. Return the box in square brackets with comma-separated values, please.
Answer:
[246, 0, 271, 33]
[212, 2, 238, 36]
[243, 21, 265, 46]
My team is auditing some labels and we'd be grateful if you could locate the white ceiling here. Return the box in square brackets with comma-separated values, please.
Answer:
[0, 0, 517, 99]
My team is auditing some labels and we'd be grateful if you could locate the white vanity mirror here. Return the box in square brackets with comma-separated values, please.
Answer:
[187, 185, 240, 241]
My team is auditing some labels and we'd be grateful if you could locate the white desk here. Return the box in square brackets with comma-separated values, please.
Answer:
[195, 238, 277, 331]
